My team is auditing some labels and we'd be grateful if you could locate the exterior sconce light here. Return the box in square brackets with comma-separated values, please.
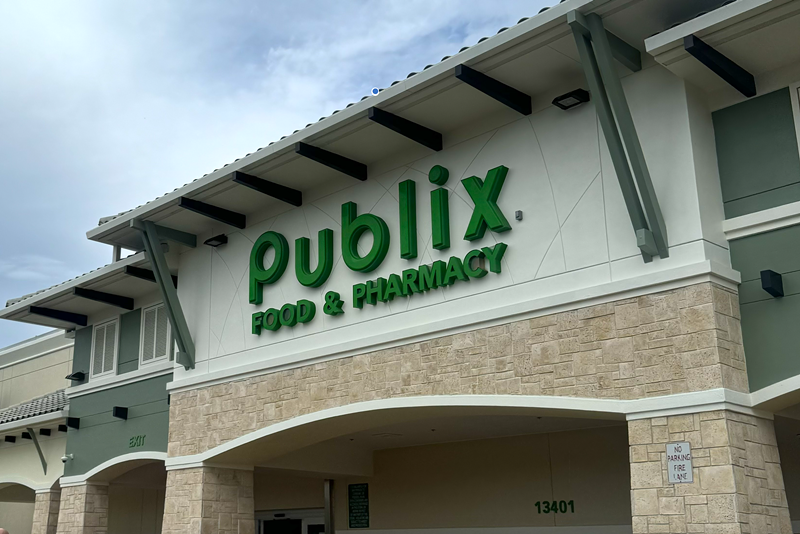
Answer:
[204, 234, 228, 247]
[552, 89, 590, 110]
[65, 371, 86, 382]
[761, 269, 784, 298]
[112, 406, 128, 420]
[66, 417, 80, 430]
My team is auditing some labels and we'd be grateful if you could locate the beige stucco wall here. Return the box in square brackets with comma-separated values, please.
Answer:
[0, 436, 66, 491]
[169, 282, 747, 457]
[0, 501, 35, 533]
[254, 425, 631, 529]
[0, 345, 72, 409]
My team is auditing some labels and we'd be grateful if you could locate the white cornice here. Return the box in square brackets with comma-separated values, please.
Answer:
[66, 364, 173, 398]
[723, 200, 800, 240]
[0, 410, 67, 435]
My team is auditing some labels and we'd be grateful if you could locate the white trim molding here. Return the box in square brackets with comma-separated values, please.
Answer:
[0, 410, 67, 435]
[0, 475, 54, 492]
[60, 451, 168, 487]
[67, 362, 173, 398]
[164, 389, 763, 471]
[723, 200, 800, 240]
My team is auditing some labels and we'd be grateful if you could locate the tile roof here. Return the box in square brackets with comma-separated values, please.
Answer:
[0, 389, 67, 426]
[93, 1, 571, 228]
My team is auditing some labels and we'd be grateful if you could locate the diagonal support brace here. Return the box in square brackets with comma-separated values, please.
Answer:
[568, 10, 668, 261]
[27, 427, 47, 475]
[133, 220, 195, 369]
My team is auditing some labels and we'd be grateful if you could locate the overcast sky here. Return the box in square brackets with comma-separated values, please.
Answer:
[0, 0, 552, 348]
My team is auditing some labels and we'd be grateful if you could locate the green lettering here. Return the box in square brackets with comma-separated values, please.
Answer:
[428, 165, 449, 186]
[297, 300, 316, 323]
[279, 303, 297, 327]
[482, 242, 508, 274]
[342, 201, 390, 272]
[418, 261, 445, 291]
[463, 249, 488, 278]
[443, 256, 468, 286]
[262, 308, 281, 331]
[353, 283, 367, 309]
[431, 188, 450, 250]
[295, 229, 333, 287]
[252, 312, 264, 335]
[399, 180, 417, 260]
[462, 166, 512, 241]
[365, 278, 387, 305]
[385, 273, 404, 301]
[249, 231, 289, 304]
[402, 268, 420, 295]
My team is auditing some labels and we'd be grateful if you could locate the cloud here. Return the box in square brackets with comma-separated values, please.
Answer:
[0, 0, 550, 346]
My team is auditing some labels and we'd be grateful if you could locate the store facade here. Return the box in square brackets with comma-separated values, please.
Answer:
[4, 0, 800, 533]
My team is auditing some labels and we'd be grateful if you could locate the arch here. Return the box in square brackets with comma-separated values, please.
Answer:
[60, 451, 168, 486]
[0, 475, 48, 492]
[167, 394, 631, 469]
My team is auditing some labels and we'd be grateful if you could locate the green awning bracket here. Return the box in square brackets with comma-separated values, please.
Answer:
[568, 10, 668, 262]
[27, 427, 47, 475]
[130, 219, 196, 370]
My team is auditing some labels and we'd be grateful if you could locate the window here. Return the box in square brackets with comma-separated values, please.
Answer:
[91, 319, 118, 378]
[140, 303, 170, 365]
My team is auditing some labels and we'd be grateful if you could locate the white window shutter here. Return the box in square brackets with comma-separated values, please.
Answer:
[155, 305, 169, 359]
[92, 326, 105, 377]
[103, 322, 116, 374]
[142, 307, 157, 362]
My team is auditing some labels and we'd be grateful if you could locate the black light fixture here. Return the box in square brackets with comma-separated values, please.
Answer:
[39, 429, 51, 437]
[112, 406, 128, 420]
[66, 417, 80, 430]
[4, 436, 15, 443]
[761, 269, 784, 298]
[204, 234, 228, 247]
[21, 432, 32, 440]
[552, 89, 591, 110]
[65, 371, 86, 382]
[58, 425, 68, 433]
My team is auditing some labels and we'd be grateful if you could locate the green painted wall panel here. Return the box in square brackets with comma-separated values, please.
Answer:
[713, 87, 800, 218]
[118, 309, 141, 375]
[64, 373, 171, 477]
[730, 225, 800, 391]
[72, 326, 93, 385]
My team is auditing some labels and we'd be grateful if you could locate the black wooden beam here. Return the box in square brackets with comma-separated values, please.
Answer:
[454, 64, 532, 115]
[124, 266, 178, 288]
[684, 35, 756, 98]
[73, 287, 134, 310]
[179, 197, 246, 229]
[295, 142, 367, 181]
[368, 107, 443, 151]
[29, 306, 87, 327]
[232, 171, 302, 207]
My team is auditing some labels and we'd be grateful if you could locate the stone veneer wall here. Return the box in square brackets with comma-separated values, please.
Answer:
[162, 466, 254, 534]
[55, 484, 108, 534]
[168, 282, 748, 456]
[32, 490, 60, 534]
[629, 411, 791, 534]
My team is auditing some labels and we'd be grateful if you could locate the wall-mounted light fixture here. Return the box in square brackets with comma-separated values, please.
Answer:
[4, 436, 15, 443]
[65, 371, 86, 382]
[552, 89, 590, 110]
[66, 417, 80, 430]
[204, 234, 228, 247]
[761, 269, 784, 298]
[112, 406, 128, 420]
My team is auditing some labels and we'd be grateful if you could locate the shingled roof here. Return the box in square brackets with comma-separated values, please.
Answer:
[0, 389, 67, 426]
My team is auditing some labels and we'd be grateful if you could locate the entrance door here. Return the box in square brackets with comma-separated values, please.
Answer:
[256, 509, 325, 534]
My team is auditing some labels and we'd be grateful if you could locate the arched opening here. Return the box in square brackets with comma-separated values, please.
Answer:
[77, 455, 167, 534]
[190, 400, 633, 534]
[0, 482, 36, 534]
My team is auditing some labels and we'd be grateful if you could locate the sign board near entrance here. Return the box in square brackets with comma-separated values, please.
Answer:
[348, 483, 369, 528]
[666, 442, 693, 484]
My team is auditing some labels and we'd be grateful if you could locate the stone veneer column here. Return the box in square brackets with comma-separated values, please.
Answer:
[32, 490, 61, 534]
[55, 484, 108, 534]
[629, 411, 792, 534]
[162, 466, 254, 534]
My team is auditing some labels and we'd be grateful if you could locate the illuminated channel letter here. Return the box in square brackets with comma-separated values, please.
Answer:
[429, 165, 450, 250]
[462, 165, 512, 241]
[295, 228, 334, 287]
[249, 231, 289, 305]
[399, 180, 417, 260]
[341, 201, 390, 272]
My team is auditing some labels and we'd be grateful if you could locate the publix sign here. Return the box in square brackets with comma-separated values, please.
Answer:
[249, 164, 512, 335]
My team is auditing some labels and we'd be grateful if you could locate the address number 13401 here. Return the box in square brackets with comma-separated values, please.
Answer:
[535, 500, 575, 514]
